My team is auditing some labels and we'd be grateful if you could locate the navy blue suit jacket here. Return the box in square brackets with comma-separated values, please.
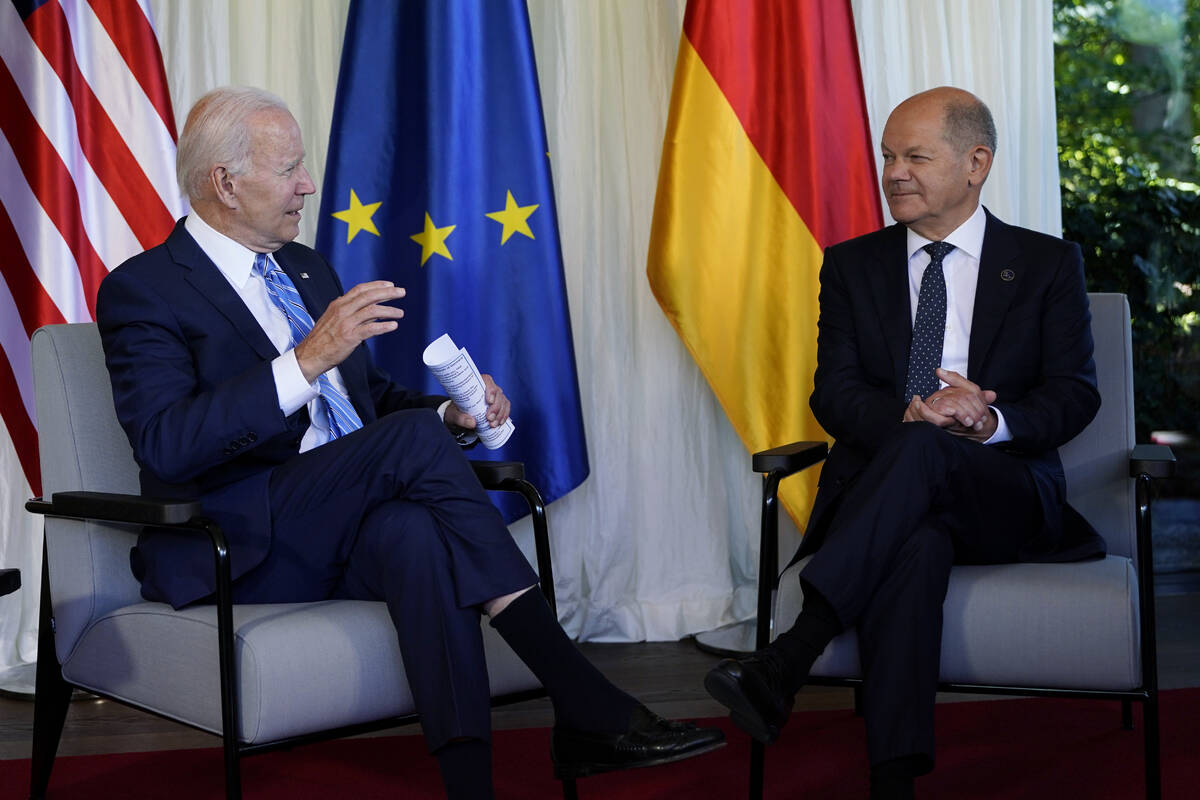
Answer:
[97, 220, 445, 608]
[795, 209, 1105, 564]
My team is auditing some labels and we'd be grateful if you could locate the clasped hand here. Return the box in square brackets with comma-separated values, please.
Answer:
[903, 368, 998, 441]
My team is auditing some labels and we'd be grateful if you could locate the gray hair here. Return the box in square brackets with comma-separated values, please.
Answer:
[176, 86, 290, 201]
[942, 96, 998, 155]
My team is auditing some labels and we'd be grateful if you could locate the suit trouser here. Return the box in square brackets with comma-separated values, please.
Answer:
[231, 408, 539, 750]
[799, 422, 1045, 771]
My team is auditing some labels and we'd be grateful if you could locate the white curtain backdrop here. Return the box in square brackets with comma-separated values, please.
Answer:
[852, 0, 1062, 235]
[0, 0, 1061, 682]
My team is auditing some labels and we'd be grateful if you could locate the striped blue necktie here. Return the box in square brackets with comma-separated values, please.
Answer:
[904, 241, 956, 401]
[253, 253, 363, 438]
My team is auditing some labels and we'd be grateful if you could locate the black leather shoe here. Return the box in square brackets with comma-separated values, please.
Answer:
[704, 651, 794, 744]
[551, 705, 726, 779]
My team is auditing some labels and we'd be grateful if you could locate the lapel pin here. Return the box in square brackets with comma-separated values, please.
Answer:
[1000, 269, 1015, 282]
[299, 272, 309, 279]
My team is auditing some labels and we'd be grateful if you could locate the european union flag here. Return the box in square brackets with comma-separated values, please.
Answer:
[315, 0, 589, 520]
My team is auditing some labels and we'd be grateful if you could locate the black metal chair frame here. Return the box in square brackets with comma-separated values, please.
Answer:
[741, 440, 1174, 800]
[26, 461, 581, 800]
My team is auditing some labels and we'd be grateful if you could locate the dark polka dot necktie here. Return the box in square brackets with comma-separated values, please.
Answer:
[904, 241, 955, 401]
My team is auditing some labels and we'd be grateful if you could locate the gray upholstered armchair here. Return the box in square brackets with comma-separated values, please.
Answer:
[741, 293, 1174, 799]
[25, 322, 573, 799]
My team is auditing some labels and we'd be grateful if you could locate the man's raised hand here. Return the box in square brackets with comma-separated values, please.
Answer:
[294, 281, 405, 383]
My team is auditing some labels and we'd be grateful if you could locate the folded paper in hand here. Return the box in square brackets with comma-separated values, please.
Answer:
[422, 333, 515, 450]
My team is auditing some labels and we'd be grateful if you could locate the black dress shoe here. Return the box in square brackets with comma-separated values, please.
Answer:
[551, 704, 726, 779]
[704, 651, 794, 744]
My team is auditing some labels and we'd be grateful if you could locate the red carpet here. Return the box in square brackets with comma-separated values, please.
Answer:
[3, 689, 1196, 798]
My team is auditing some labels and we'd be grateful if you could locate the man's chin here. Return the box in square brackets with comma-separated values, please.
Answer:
[280, 219, 301, 242]
[885, 201, 921, 225]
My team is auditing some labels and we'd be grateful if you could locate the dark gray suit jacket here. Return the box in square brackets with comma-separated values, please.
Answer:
[795, 209, 1104, 564]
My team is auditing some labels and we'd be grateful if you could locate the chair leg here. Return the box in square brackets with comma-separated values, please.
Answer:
[1143, 693, 1161, 800]
[1121, 699, 1133, 730]
[223, 738, 242, 800]
[748, 739, 764, 799]
[30, 560, 72, 800]
[560, 777, 578, 799]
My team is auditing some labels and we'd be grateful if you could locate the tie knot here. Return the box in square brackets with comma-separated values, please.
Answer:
[923, 241, 955, 264]
[252, 253, 270, 277]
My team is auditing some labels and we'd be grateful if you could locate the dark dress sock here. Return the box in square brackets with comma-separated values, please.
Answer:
[435, 738, 494, 800]
[869, 754, 923, 800]
[490, 588, 637, 733]
[768, 579, 842, 694]
[869, 774, 915, 800]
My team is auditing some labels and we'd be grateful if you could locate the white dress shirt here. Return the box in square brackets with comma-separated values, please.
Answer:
[184, 212, 347, 452]
[904, 204, 1011, 444]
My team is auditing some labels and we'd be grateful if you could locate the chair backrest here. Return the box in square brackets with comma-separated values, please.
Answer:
[1059, 293, 1137, 562]
[32, 322, 145, 661]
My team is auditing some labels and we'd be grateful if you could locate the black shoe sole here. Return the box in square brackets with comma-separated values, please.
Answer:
[553, 738, 726, 780]
[703, 668, 782, 745]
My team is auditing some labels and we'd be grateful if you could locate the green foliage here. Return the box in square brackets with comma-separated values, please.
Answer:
[1055, 0, 1200, 440]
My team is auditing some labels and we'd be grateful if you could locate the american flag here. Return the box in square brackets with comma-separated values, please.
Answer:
[0, 0, 181, 659]
[0, 0, 180, 492]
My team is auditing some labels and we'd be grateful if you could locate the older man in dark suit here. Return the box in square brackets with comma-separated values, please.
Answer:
[705, 87, 1102, 799]
[97, 86, 722, 800]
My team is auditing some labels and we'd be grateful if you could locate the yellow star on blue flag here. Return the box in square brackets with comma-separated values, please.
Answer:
[485, 191, 538, 244]
[410, 212, 455, 266]
[331, 189, 382, 243]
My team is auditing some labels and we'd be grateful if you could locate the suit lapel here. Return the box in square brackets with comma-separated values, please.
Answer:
[866, 223, 913, 395]
[272, 250, 328, 320]
[968, 209, 1022, 379]
[166, 222, 281, 363]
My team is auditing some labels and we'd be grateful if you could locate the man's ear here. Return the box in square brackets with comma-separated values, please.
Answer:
[210, 166, 238, 209]
[966, 146, 993, 188]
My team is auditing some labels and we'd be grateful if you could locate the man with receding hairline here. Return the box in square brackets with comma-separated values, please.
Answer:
[97, 86, 723, 799]
[706, 87, 1103, 798]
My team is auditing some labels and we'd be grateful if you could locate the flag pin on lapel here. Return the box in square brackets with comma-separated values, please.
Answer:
[1000, 269, 1015, 282]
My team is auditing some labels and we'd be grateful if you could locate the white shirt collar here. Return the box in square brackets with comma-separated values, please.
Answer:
[904, 204, 987, 263]
[184, 211, 271, 287]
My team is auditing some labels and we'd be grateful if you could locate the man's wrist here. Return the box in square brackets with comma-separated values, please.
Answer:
[982, 405, 1011, 445]
[273, 351, 319, 415]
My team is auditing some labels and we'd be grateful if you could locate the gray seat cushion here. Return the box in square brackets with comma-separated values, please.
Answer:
[34, 322, 543, 745]
[776, 554, 1141, 691]
[62, 599, 539, 743]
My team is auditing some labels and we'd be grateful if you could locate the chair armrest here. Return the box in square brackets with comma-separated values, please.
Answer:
[1130, 445, 1176, 479]
[471, 461, 525, 487]
[467, 460, 558, 615]
[752, 441, 828, 476]
[27, 491, 202, 526]
[0, 569, 19, 596]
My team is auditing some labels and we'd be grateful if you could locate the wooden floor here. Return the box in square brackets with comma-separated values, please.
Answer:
[0, 590, 1197, 762]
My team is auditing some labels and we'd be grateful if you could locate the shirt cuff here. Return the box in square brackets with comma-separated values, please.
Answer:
[983, 406, 1012, 445]
[273, 350, 319, 416]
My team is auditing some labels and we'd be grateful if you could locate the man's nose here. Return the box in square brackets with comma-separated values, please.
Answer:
[883, 161, 908, 182]
[297, 165, 316, 195]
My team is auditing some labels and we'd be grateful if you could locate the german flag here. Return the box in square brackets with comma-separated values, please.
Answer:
[647, 0, 882, 526]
